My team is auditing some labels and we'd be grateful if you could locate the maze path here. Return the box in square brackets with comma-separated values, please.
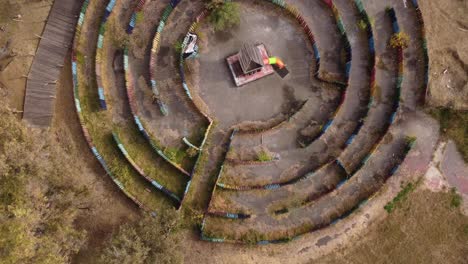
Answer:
[202, 2, 419, 244]
[70, 0, 431, 245]
[216, 0, 373, 189]
[338, 6, 401, 174]
[203, 135, 414, 243]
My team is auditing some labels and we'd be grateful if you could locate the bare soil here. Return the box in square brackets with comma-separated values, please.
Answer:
[422, 0, 468, 110]
[0, 0, 51, 111]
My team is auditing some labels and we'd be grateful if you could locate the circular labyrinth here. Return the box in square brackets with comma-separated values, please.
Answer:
[71, 0, 430, 245]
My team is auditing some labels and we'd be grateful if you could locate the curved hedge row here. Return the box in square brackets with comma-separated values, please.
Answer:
[95, 0, 117, 110]
[203, 130, 238, 218]
[201, 139, 415, 244]
[148, 0, 182, 116]
[127, 0, 146, 34]
[176, 7, 216, 205]
[71, 0, 148, 211]
[344, 0, 376, 146]
[302, 0, 353, 143]
[336, 7, 404, 182]
[123, 49, 191, 177]
[113, 132, 182, 206]
[410, 0, 429, 104]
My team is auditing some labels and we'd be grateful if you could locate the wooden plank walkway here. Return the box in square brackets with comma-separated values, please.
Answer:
[23, 0, 83, 127]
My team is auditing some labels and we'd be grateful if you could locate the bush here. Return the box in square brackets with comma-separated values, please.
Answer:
[173, 40, 184, 54]
[256, 149, 273, 162]
[450, 188, 462, 208]
[389, 32, 410, 49]
[206, 0, 240, 32]
[357, 19, 367, 31]
[98, 210, 182, 264]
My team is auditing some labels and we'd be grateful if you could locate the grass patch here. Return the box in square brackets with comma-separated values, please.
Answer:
[256, 150, 273, 162]
[115, 125, 188, 197]
[164, 146, 187, 166]
[0, 0, 13, 24]
[429, 107, 468, 161]
[319, 190, 468, 263]
[384, 182, 416, 213]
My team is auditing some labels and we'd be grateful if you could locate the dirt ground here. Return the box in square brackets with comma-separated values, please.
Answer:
[0, 0, 467, 263]
[0, 0, 52, 111]
[421, 0, 468, 110]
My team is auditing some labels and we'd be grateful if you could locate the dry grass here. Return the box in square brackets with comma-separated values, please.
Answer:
[0, 0, 13, 24]
[319, 189, 468, 264]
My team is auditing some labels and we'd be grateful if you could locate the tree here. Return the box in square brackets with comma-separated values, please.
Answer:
[0, 104, 86, 263]
[98, 209, 182, 264]
[206, 0, 240, 32]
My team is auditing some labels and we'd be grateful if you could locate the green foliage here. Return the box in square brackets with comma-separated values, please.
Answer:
[98, 210, 182, 264]
[164, 147, 185, 165]
[357, 19, 367, 31]
[389, 32, 410, 49]
[76, 51, 85, 66]
[173, 40, 184, 54]
[0, 105, 86, 263]
[450, 188, 462, 208]
[135, 11, 144, 24]
[384, 182, 416, 213]
[256, 150, 273, 162]
[429, 107, 468, 161]
[206, 0, 240, 32]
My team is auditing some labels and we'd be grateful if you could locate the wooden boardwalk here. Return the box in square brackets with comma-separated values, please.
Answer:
[23, 0, 83, 127]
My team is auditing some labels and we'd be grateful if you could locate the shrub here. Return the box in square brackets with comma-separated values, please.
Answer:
[357, 19, 367, 31]
[98, 210, 182, 264]
[256, 149, 273, 162]
[389, 32, 410, 49]
[450, 188, 462, 208]
[173, 39, 184, 54]
[206, 0, 240, 32]
[0, 104, 86, 263]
